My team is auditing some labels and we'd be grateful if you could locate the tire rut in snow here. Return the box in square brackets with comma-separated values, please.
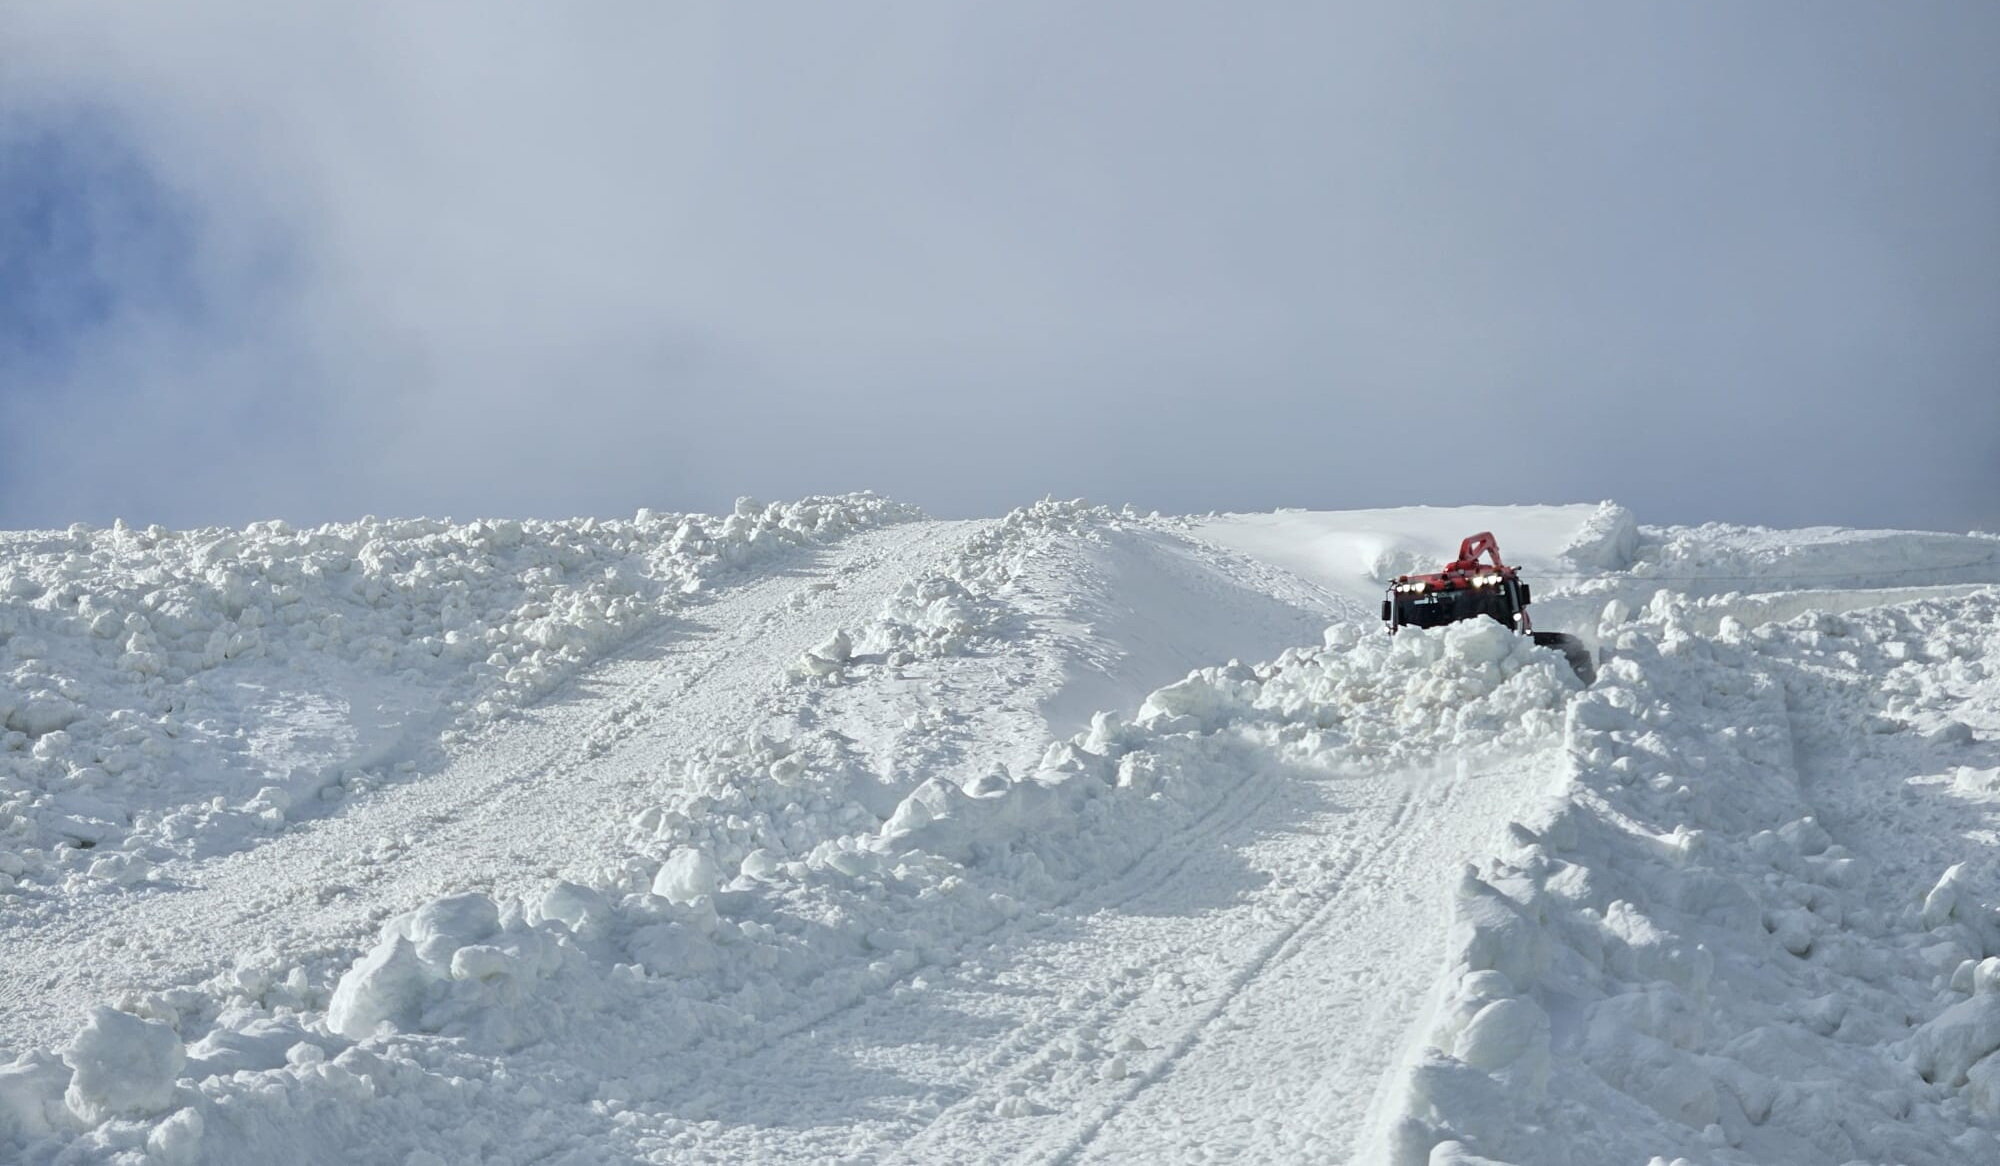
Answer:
[1031, 754, 1555, 1166]
[648, 741, 1307, 1163]
[874, 774, 1440, 1166]
[1044, 784, 1423, 1166]
[877, 759, 1305, 1164]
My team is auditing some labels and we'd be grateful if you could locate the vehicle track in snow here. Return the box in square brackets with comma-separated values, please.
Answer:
[873, 775, 1412, 1166]
[594, 728, 1309, 1165]
[0, 520, 981, 1052]
[1072, 756, 1561, 1164]
[673, 736, 1560, 1166]
[1047, 783, 1424, 1165]
[871, 756, 1309, 1164]
[970, 781, 1424, 1166]
[861, 752, 1558, 1166]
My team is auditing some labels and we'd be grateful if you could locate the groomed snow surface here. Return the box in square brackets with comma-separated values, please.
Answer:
[3, 498, 1999, 1164]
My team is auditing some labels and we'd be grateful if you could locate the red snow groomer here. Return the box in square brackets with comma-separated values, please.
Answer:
[1381, 531, 1594, 682]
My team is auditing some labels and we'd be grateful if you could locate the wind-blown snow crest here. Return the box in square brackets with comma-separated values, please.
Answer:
[0, 494, 918, 892]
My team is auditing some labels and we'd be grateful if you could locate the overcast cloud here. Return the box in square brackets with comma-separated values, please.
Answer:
[2, 2, 1996, 532]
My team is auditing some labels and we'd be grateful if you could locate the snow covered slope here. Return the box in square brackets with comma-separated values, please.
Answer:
[3, 497, 1998, 1164]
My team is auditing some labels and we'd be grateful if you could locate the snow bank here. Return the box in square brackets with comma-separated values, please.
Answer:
[1374, 587, 2000, 1165]
[1568, 521, 2000, 600]
[0, 495, 917, 889]
[1595, 582, 1997, 643]
[834, 496, 1347, 740]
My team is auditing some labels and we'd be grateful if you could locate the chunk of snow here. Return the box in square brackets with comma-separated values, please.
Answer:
[146, 1105, 206, 1165]
[1908, 994, 2000, 1087]
[651, 850, 720, 905]
[533, 881, 613, 940]
[1451, 997, 1551, 1092]
[1558, 502, 1641, 572]
[62, 1007, 185, 1124]
[1921, 863, 1971, 930]
[0, 1050, 69, 1140]
[326, 935, 433, 1040]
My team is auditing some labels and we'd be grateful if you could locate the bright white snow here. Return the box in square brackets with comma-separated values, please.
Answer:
[2, 496, 1998, 1164]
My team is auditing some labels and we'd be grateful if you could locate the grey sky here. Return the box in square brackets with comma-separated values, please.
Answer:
[3, 2, 1996, 532]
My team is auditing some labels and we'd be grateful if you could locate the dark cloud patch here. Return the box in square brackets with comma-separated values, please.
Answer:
[0, 109, 202, 383]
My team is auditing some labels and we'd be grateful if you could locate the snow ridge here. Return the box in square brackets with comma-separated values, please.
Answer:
[852, 497, 1118, 666]
[1377, 587, 2000, 1165]
[0, 494, 917, 891]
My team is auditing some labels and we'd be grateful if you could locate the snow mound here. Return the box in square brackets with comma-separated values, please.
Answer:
[1375, 587, 2000, 1165]
[62, 1007, 185, 1125]
[1557, 502, 1642, 573]
[0, 494, 917, 888]
[10, 496, 1999, 1164]
[325, 891, 584, 1049]
[855, 497, 1113, 664]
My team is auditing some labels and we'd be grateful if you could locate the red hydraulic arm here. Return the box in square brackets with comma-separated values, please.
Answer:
[1446, 531, 1507, 573]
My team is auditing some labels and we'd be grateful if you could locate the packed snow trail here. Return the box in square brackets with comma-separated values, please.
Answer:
[0, 519, 979, 1051]
[1062, 759, 1556, 1164]
[875, 755, 1563, 1166]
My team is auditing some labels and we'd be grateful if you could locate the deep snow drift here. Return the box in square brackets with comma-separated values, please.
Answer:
[2, 496, 1998, 1164]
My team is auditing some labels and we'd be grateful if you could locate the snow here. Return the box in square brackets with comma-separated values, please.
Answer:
[649, 850, 720, 906]
[1368, 584, 2000, 1165]
[3, 494, 2000, 1163]
[61, 1008, 185, 1126]
[0, 494, 916, 893]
